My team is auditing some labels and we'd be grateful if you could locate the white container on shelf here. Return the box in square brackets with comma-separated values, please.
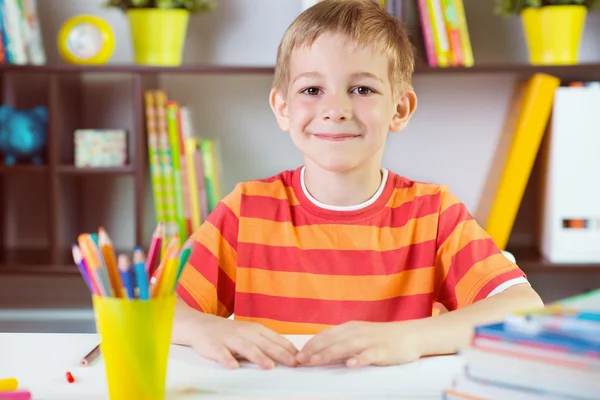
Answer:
[538, 84, 600, 264]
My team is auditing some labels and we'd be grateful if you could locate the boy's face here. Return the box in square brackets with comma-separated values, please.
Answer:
[270, 32, 417, 174]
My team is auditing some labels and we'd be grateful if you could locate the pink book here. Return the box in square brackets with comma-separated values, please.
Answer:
[417, 0, 437, 67]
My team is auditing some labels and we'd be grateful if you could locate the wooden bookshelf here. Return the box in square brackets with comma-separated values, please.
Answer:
[1, 62, 600, 275]
[2, 62, 600, 80]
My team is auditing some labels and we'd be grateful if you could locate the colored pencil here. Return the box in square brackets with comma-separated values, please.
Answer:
[80, 344, 101, 366]
[174, 247, 192, 290]
[71, 244, 96, 295]
[133, 247, 149, 300]
[150, 235, 179, 297]
[98, 227, 124, 298]
[145, 222, 163, 276]
[118, 255, 136, 299]
[77, 234, 110, 297]
[88, 233, 114, 297]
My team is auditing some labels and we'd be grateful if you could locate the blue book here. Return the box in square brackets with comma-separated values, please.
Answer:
[475, 322, 600, 356]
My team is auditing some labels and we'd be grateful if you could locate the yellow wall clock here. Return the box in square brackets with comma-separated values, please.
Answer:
[58, 15, 115, 65]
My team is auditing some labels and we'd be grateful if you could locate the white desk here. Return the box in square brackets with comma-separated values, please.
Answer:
[0, 333, 464, 399]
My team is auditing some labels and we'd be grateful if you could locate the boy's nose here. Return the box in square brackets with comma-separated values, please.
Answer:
[320, 94, 352, 121]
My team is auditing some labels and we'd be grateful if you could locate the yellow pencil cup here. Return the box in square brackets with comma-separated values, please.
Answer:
[92, 294, 176, 400]
[521, 5, 587, 65]
[127, 9, 189, 66]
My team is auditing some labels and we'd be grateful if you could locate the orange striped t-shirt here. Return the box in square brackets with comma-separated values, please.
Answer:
[175, 166, 527, 334]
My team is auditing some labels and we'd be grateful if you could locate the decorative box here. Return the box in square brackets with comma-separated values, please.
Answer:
[74, 129, 127, 167]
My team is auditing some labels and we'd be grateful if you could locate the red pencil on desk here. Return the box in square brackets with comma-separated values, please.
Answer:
[145, 222, 164, 276]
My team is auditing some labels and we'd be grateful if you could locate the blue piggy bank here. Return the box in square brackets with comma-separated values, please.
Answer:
[0, 105, 48, 165]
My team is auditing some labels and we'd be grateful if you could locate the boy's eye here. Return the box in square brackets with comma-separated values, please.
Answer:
[301, 87, 321, 96]
[352, 86, 373, 95]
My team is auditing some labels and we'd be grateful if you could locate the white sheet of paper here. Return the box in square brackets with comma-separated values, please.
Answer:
[164, 335, 465, 399]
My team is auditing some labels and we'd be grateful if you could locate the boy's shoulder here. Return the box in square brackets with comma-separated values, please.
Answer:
[386, 170, 459, 208]
[229, 168, 297, 198]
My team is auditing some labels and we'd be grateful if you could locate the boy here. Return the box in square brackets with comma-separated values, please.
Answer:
[172, 0, 544, 371]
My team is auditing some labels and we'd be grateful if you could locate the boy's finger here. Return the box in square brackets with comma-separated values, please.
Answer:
[227, 338, 275, 370]
[347, 346, 384, 368]
[256, 325, 299, 355]
[250, 332, 298, 367]
[202, 343, 239, 370]
[307, 338, 366, 365]
[297, 326, 349, 362]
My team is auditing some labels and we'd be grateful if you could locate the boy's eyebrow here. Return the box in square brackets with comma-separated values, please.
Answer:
[292, 71, 322, 84]
[291, 71, 384, 84]
[350, 72, 384, 83]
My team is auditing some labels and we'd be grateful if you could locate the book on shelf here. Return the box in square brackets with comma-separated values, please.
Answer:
[0, 0, 46, 65]
[444, 289, 600, 400]
[413, 0, 473, 68]
[143, 89, 222, 243]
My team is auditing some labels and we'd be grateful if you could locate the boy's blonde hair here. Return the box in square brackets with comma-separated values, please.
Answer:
[273, 0, 415, 97]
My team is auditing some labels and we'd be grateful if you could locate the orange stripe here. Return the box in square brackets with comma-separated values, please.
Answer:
[221, 188, 241, 218]
[385, 184, 441, 208]
[179, 267, 230, 317]
[238, 214, 438, 251]
[241, 180, 300, 205]
[236, 267, 435, 301]
[194, 222, 236, 281]
[439, 186, 459, 213]
[436, 219, 484, 281]
[235, 316, 331, 335]
[456, 259, 517, 307]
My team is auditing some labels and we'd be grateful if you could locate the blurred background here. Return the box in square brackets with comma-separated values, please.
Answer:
[1, 0, 599, 333]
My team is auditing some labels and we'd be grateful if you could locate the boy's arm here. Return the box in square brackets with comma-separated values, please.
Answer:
[410, 282, 542, 358]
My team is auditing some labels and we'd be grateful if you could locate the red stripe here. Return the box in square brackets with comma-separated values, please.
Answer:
[234, 292, 434, 325]
[237, 240, 436, 275]
[240, 192, 441, 228]
[206, 201, 239, 249]
[437, 202, 472, 247]
[472, 267, 527, 302]
[188, 243, 236, 311]
[176, 284, 205, 313]
[437, 238, 501, 309]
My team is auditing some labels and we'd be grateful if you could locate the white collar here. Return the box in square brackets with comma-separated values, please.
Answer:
[300, 166, 389, 212]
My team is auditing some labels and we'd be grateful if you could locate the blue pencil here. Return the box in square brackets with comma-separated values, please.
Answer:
[133, 247, 149, 300]
[117, 254, 136, 299]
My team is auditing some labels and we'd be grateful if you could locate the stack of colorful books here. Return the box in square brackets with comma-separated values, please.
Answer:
[444, 289, 600, 400]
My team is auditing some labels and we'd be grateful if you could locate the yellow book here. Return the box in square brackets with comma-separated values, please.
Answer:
[452, 0, 474, 67]
[475, 73, 560, 250]
[185, 137, 202, 231]
[427, 0, 451, 67]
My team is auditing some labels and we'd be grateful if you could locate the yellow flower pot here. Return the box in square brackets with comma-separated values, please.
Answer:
[127, 9, 189, 66]
[521, 5, 587, 65]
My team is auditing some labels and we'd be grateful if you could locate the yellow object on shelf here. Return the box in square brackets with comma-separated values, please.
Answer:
[475, 73, 560, 250]
[93, 294, 175, 400]
[521, 5, 587, 65]
[58, 15, 115, 65]
[127, 9, 189, 66]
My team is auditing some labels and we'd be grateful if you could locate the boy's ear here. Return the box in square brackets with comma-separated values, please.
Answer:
[269, 88, 290, 132]
[389, 90, 417, 133]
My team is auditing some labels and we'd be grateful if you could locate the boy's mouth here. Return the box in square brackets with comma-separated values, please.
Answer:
[312, 133, 361, 141]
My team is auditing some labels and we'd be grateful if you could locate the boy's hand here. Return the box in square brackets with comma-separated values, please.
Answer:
[188, 314, 299, 370]
[296, 321, 422, 368]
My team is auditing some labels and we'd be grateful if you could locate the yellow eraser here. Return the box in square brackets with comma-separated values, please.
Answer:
[0, 377, 18, 391]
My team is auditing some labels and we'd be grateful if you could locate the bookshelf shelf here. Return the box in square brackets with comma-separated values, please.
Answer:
[3, 63, 600, 80]
[0, 165, 48, 174]
[508, 247, 600, 273]
[57, 165, 135, 175]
